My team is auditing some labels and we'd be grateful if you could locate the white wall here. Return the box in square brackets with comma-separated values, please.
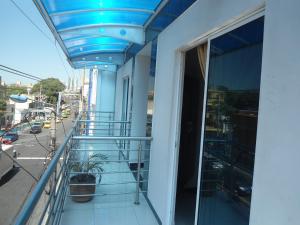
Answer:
[114, 59, 133, 122]
[96, 70, 116, 113]
[130, 44, 151, 161]
[148, 0, 264, 224]
[250, 1, 300, 225]
[90, 69, 98, 111]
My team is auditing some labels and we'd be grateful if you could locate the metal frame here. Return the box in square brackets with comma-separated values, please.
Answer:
[70, 49, 124, 58]
[61, 26, 145, 45]
[68, 43, 129, 52]
[57, 23, 144, 34]
[49, 8, 155, 17]
[63, 34, 133, 43]
[144, 0, 169, 28]
[70, 52, 125, 65]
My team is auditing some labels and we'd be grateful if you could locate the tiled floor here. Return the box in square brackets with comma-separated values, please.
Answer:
[60, 141, 158, 225]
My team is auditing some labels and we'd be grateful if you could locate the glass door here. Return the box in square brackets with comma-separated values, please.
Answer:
[197, 17, 264, 225]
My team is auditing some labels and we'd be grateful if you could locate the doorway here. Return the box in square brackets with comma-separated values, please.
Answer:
[120, 77, 129, 136]
[175, 43, 207, 224]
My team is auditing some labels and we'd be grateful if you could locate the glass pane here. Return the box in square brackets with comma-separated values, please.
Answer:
[69, 45, 126, 57]
[65, 37, 128, 48]
[42, 0, 162, 13]
[198, 17, 264, 225]
[52, 11, 150, 31]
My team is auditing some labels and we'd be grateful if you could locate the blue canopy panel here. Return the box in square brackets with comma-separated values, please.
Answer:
[126, 0, 197, 62]
[37, 0, 164, 68]
[42, 0, 162, 13]
[72, 61, 117, 72]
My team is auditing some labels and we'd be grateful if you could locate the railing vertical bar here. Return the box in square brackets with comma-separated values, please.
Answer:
[13, 113, 82, 225]
[134, 141, 142, 205]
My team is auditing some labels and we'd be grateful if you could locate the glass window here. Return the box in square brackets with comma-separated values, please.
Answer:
[198, 17, 264, 225]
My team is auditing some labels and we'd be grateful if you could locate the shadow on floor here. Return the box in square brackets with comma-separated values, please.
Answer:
[0, 167, 20, 186]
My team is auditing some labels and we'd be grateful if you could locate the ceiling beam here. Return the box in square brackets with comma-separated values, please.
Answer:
[144, 0, 169, 28]
[70, 52, 125, 65]
[49, 8, 155, 17]
[67, 43, 129, 52]
[58, 23, 143, 34]
[59, 26, 145, 45]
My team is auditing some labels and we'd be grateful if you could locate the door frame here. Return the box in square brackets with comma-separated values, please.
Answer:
[169, 5, 265, 225]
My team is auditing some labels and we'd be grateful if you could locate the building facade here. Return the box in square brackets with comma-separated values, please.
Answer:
[16, 1, 300, 225]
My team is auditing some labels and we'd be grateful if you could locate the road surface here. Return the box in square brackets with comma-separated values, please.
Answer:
[0, 118, 74, 225]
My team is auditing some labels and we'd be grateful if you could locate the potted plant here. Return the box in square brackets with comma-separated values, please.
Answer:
[69, 153, 107, 202]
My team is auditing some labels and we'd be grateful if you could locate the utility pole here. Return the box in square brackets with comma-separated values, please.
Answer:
[49, 111, 56, 153]
[39, 84, 42, 109]
[56, 92, 62, 116]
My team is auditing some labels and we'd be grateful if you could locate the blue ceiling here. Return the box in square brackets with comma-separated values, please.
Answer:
[34, 0, 197, 70]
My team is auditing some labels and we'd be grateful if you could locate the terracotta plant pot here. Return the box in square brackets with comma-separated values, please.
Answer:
[69, 174, 96, 203]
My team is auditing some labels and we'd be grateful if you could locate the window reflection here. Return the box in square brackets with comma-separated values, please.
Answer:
[198, 17, 264, 225]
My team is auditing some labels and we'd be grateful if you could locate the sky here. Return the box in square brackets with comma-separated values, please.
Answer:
[0, 0, 82, 86]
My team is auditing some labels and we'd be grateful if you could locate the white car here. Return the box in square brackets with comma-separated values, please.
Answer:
[0, 144, 15, 179]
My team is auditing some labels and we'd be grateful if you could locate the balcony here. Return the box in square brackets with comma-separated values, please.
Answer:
[14, 111, 158, 225]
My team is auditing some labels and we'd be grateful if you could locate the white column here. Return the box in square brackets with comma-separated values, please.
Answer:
[95, 70, 117, 113]
[250, 1, 300, 225]
[129, 54, 151, 162]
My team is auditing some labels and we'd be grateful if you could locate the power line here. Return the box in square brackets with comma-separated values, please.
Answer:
[0, 68, 40, 81]
[0, 65, 41, 81]
[54, 41, 71, 78]
[9, 0, 54, 44]
[10, 0, 72, 79]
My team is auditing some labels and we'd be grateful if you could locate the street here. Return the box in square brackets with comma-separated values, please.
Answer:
[0, 118, 74, 225]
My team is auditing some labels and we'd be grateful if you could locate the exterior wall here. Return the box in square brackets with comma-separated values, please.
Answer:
[96, 70, 116, 113]
[250, 1, 300, 224]
[10, 101, 30, 124]
[130, 44, 151, 161]
[114, 44, 151, 161]
[148, 0, 265, 224]
[90, 69, 98, 111]
[114, 59, 133, 123]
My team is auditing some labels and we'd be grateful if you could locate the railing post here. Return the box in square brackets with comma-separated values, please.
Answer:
[134, 141, 142, 205]
[108, 113, 112, 136]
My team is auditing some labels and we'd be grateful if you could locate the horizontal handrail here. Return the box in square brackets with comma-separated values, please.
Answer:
[72, 136, 153, 141]
[79, 120, 130, 123]
[68, 191, 147, 197]
[70, 149, 150, 152]
[68, 170, 149, 175]
[14, 113, 82, 225]
[82, 111, 114, 114]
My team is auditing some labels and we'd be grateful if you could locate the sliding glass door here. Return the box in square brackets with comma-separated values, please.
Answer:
[197, 17, 264, 225]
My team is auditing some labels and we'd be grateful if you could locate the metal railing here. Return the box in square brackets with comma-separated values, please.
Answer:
[69, 136, 152, 205]
[14, 113, 82, 225]
[14, 111, 152, 225]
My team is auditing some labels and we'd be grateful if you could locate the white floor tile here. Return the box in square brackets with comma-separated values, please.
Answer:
[60, 141, 158, 225]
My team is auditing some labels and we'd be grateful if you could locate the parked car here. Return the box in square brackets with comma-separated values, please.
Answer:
[0, 130, 5, 136]
[30, 125, 42, 134]
[2, 132, 19, 143]
[62, 112, 68, 118]
[33, 121, 44, 128]
[44, 121, 51, 129]
[0, 144, 15, 180]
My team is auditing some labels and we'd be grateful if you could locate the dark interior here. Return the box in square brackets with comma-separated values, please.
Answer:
[175, 47, 205, 224]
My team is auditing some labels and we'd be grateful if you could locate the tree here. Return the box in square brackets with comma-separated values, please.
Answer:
[6, 85, 27, 96]
[0, 99, 6, 121]
[32, 78, 65, 104]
